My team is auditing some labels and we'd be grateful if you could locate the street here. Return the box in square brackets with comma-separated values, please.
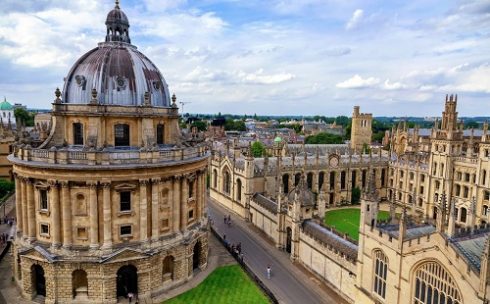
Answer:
[208, 199, 347, 304]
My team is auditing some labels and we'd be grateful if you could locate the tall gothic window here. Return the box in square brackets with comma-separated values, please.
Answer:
[223, 171, 230, 194]
[318, 172, 324, 191]
[413, 261, 461, 304]
[295, 173, 301, 186]
[39, 189, 48, 210]
[373, 250, 388, 299]
[157, 124, 165, 145]
[307, 172, 313, 189]
[341, 171, 346, 190]
[460, 207, 467, 223]
[73, 123, 84, 145]
[283, 174, 289, 194]
[213, 169, 218, 188]
[330, 171, 335, 189]
[114, 124, 130, 147]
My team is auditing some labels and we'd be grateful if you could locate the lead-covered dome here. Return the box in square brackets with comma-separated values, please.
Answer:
[62, 1, 170, 107]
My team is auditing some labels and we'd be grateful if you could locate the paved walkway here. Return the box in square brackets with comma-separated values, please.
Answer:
[208, 199, 347, 304]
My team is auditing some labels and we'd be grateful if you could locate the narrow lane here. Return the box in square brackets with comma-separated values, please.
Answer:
[208, 199, 346, 304]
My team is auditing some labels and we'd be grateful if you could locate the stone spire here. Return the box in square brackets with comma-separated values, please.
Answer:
[436, 193, 447, 232]
[362, 170, 378, 202]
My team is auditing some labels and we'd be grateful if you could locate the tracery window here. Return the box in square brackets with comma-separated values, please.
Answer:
[413, 261, 461, 304]
[236, 178, 242, 202]
[373, 250, 388, 299]
[223, 170, 230, 194]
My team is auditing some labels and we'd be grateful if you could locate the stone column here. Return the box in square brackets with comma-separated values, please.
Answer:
[139, 180, 149, 243]
[181, 177, 189, 231]
[21, 178, 28, 236]
[196, 173, 202, 221]
[14, 175, 22, 235]
[88, 182, 99, 249]
[151, 178, 160, 241]
[26, 179, 35, 241]
[173, 177, 181, 234]
[61, 181, 72, 248]
[49, 181, 61, 248]
[102, 182, 112, 249]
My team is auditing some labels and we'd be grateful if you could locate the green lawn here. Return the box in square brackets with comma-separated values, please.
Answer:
[324, 208, 390, 241]
[164, 265, 270, 304]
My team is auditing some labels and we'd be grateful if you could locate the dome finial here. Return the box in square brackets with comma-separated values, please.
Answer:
[115, 0, 120, 9]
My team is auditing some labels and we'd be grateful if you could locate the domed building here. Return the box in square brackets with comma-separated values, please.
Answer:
[9, 1, 209, 303]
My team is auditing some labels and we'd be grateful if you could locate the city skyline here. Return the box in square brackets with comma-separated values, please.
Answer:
[0, 0, 488, 116]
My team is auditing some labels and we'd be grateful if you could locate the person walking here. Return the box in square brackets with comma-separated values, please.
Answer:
[267, 265, 271, 279]
[128, 292, 134, 303]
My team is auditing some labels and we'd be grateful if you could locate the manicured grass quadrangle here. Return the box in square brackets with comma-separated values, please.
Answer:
[324, 208, 390, 241]
[164, 265, 270, 304]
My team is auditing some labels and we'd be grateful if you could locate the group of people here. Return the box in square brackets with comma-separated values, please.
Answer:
[223, 214, 232, 227]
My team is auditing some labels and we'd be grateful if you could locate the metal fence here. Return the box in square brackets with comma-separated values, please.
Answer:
[209, 225, 279, 304]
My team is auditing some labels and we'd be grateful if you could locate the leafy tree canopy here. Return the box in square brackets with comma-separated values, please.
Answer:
[305, 132, 344, 144]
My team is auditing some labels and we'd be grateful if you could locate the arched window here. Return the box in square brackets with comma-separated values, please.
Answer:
[294, 173, 301, 186]
[483, 170, 487, 186]
[373, 250, 388, 299]
[455, 184, 461, 197]
[114, 123, 130, 146]
[460, 207, 467, 223]
[282, 174, 289, 194]
[223, 170, 230, 194]
[329, 171, 335, 189]
[213, 169, 217, 188]
[483, 205, 488, 216]
[413, 261, 461, 304]
[307, 172, 313, 189]
[351, 170, 357, 189]
[236, 179, 242, 202]
[341, 171, 346, 190]
[318, 172, 325, 191]
[162, 256, 174, 281]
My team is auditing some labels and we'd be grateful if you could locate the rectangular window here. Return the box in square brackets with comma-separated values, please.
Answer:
[465, 173, 470, 182]
[484, 191, 489, 201]
[188, 180, 194, 198]
[120, 191, 131, 212]
[161, 219, 169, 229]
[40, 189, 48, 210]
[40, 224, 49, 235]
[157, 124, 165, 145]
[114, 124, 130, 146]
[188, 209, 194, 220]
[77, 227, 87, 239]
[120, 225, 132, 236]
[73, 123, 84, 145]
[340, 171, 346, 190]
[420, 186, 424, 195]
[420, 174, 425, 182]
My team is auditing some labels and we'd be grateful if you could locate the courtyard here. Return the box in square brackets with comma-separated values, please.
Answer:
[324, 208, 390, 241]
[164, 265, 269, 304]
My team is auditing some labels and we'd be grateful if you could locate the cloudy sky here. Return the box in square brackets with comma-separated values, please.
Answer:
[0, 0, 489, 116]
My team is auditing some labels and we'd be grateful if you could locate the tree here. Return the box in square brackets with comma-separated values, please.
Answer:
[0, 179, 14, 198]
[305, 132, 344, 144]
[191, 121, 207, 131]
[224, 119, 246, 131]
[251, 141, 265, 157]
[362, 143, 371, 154]
[14, 108, 35, 127]
[351, 187, 361, 204]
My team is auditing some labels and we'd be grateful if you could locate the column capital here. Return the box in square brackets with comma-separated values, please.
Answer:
[87, 181, 98, 189]
[151, 178, 162, 184]
[60, 181, 70, 188]
[139, 179, 150, 186]
[47, 180, 59, 188]
[101, 182, 111, 189]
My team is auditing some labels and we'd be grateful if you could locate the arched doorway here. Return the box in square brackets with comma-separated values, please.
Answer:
[286, 227, 292, 253]
[116, 265, 138, 299]
[72, 269, 88, 299]
[31, 264, 46, 297]
[162, 256, 174, 282]
[193, 242, 201, 270]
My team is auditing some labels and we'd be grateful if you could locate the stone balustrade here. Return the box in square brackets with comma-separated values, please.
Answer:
[12, 145, 208, 166]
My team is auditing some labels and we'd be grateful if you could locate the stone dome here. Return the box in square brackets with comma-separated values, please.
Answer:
[61, 1, 170, 107]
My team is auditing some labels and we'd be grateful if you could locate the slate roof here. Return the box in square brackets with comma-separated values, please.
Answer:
[252, 193, 278, 214]
[302, 220, 358, 261]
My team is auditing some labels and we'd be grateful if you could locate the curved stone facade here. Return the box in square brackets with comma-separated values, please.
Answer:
[9, 2, 209, 303]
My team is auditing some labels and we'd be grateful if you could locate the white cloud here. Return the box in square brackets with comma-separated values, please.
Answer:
[383, 79, 407, 90]
[346, 9, 363, 30]
[336, 74, 380, 89]
[238, 69, 295, 85]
